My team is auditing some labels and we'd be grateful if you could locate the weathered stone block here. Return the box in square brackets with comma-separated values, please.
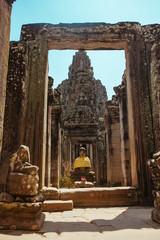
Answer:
[39, 187, 60, 200]
[7, 173, 39, 196]
[42, 200, 73, 212]
[0, 202, 45, 230]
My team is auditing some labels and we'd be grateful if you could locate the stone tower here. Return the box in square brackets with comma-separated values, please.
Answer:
[57, 50, 108, 184]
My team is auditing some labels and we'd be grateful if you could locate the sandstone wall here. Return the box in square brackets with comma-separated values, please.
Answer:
[0, 41, 28, 187]
[0, 0, 12, 162]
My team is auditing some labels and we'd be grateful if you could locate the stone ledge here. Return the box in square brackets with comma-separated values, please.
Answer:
[59, 187, 139, 207]
[42, 200, 73, 212]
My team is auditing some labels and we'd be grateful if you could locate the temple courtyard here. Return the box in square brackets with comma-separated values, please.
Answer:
[0, 206, 159, 240]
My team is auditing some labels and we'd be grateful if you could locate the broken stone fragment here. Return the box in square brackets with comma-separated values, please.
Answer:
[0, 192, 14, 203]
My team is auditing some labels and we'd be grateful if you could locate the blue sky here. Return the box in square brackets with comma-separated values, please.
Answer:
[10, 0, 160, 99]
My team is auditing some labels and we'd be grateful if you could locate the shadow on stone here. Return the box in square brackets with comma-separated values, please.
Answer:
[1, 207, 159, 236]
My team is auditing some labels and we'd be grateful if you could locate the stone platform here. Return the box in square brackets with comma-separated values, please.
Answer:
[59, 187, 139, 207]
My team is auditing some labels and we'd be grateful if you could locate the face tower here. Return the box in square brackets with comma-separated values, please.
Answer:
[56, 50, 107, 184]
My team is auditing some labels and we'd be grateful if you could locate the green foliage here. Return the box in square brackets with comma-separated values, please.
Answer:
[59, 175, 75, 189]
[59, 161, 75, 188]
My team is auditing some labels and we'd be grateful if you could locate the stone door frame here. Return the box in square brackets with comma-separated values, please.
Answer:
[18, 22, 153, 192]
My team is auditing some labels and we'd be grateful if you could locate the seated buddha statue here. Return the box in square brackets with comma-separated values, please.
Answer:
[70, 147, 96, 182]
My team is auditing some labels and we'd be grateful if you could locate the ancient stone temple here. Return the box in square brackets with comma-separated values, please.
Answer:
[1, 0, 160, 233]
[56, 50, 107, 185]
[1, 21, 160, 210]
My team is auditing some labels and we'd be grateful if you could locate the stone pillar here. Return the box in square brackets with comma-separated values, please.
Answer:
[0, 0, 13, 165]
[61, 130, 72, 176]
[45, 105, 52, 187]
[150, 43, 160, 152]
[23, 40, 48, 188]
[95, 141, 99, 184]
[1, 39, 48, 190]
[0, 41, 28, 190]
[114, 73, 131, 186]
[105, 96, 123, 186]
[45, 77, 54, 187]
[51, 108, 61, 188]
[51, 89, 61, 188]
[97, 135, 107, 185]
[125, 39, 153, 192]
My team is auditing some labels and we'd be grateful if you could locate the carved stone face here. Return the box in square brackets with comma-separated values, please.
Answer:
[79, 150, 86, 157]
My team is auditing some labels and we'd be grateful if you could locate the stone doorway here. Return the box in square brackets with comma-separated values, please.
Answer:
[50, 49, 128, 187]
[1, 22, 154, 197]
